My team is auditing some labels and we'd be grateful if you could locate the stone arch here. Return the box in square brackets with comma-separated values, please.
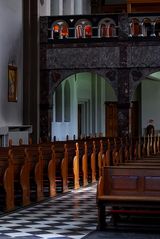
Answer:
[75, 19, 92, 38]
[40, 66, 160, 140]
[40, 68, 119, 140]
[130, 68, 160, 102]
[49, 68, 118, 99]
[98, 17, 117, 37]
[130, 18, 140, 36]
[48, 70, 118, 140]
[51, 19, 69, 39]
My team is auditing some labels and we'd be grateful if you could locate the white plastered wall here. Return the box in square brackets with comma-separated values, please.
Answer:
[0, 0, 23, 126]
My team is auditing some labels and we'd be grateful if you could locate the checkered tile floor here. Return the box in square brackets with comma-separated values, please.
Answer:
[0, 184, 97, 239]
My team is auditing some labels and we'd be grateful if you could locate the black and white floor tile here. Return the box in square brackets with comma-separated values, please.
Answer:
[0, 184, 97, 239]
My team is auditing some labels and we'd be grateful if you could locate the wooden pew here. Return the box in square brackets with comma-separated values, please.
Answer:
[82, 141, 88, 187]
[98, 138, 113, 176]
[120, 161, 160, 167]
[98, 140, 104, 178]
[97, 165, 160, 230]
[25, 145, 44, 202]
[105, 137, 125, 166]
[141, 135, 160, 158]
[39, 144, 56, 197]
[91, 140, 96, 183]
[66, 141, 79, 190]
[117, 157, 160, 167]
[27, 140, 66, 195]
[54, 142, 68, 193]
[61, 140, 79, 190]
[10, 139, 45, 203]
[85, 139, 94, 183]
[110, 139, 160, 167]
[0, 147, 14, 211]
[85, 137, 101, 182]
[94, 136, 108, 179]
[10, 143, 45, 203]
[104, 138, 111, 166]
[10, 146, 31, 207]
[77, 140, 88, 187]
[73, 142, 80, 190]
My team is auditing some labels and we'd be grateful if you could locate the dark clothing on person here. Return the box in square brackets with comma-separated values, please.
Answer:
[146, 124, 154, 136]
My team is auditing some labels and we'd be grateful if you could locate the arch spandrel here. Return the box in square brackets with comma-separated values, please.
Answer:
[130, 68, 160, 102]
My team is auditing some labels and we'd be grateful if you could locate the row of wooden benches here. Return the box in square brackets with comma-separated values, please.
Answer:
[97, 139, 160, 230]
[1, 135, 159, 214]
[0, 138, 104, 212]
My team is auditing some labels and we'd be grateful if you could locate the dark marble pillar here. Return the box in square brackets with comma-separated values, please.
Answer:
[40, 107, 52, 142]
[40, 69, 63, 141]
[117, 44, 130, 136]
[118, 74, 130, 136]
[23, 0, 39, 143]
[40, 70, 52, 142]
[23, 0, 31, 124]
[117, 101, 130, 137]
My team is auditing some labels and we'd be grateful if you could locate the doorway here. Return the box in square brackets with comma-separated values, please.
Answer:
[105, 102, 118, 137]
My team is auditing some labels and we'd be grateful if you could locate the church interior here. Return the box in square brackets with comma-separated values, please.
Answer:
[0, 0, 160, 238]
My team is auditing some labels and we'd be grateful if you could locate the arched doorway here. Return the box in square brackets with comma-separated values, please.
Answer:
[51, 72, 117, 140]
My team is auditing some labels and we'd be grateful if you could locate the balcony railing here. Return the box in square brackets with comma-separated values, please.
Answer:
[40, 13, 160, 43]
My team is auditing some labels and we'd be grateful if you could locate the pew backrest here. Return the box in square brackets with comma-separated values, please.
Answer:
[98, 166, 160, 197]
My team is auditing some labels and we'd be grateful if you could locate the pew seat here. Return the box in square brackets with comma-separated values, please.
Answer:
[97, 165, 160, 230]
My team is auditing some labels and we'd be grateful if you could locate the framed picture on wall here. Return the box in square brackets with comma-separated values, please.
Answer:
[8, 65, 17, 102]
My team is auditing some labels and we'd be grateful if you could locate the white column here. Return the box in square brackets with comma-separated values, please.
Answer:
[70, 0, 75, 14]
[51, 0, 63, 15]
[59, 0, 63, 15]
[74, 0, 83, 15]
[39, 0, 51, 16]
[64, 0, 74, 15]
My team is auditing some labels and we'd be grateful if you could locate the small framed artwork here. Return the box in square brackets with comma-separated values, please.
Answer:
[8, 65, 17, 102]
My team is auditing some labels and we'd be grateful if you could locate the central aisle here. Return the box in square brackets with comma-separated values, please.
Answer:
[0, 184, 97, 239]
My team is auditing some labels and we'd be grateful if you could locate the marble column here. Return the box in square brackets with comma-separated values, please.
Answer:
[128, 22, 132, 37]
[150, 22, 156, 37]
[59, 0, 63, 15]
[117, 47, 130, 137]
[63, 0, 74, 15]
[40, 70, 52, 142]
[39, 0, 51, 16]
[23, 0, 40, 143]
[74, 0, 83, 14]
[51, 0, 63, 15]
